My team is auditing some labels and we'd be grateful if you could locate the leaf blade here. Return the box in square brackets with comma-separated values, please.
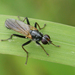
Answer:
[0, 15, 75, 67]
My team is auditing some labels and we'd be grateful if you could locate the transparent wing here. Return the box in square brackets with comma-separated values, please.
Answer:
[5, 19, 31, 37]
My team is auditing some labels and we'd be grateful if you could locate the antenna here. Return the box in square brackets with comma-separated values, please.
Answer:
[51, 42, 60, 47]
[49, 40, 60, 47]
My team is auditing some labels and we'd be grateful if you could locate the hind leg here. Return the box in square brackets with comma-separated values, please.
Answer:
[18, 16, 30, 25]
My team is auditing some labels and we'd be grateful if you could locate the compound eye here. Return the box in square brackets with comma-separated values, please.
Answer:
[41, 39, 48, 44]
[45, 34, 50, 39]
[41, 34, 50, 44]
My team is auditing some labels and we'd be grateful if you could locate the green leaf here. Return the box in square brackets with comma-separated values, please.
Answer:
[0, 15, 75, 66]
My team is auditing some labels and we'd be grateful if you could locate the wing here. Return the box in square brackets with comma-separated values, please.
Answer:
[5, 19, 32, 38]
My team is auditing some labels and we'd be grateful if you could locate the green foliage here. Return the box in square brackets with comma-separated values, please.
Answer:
[0, 15, 75, 67]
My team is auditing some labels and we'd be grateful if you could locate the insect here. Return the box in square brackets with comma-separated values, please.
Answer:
[1, 16, 60, 65]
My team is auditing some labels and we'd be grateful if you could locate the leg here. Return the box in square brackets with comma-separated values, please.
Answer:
[34, 22, 46, 30]
[36, 41, 49, 56]
[18, 16, 30, 25]
[22, 40, 32, 65]
[1, 34, 26, 41]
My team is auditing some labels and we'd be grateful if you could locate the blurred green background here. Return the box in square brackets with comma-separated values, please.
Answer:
[0, 0, 75, 75]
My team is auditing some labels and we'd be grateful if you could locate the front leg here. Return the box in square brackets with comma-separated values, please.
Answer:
[36, 41, 49, 56]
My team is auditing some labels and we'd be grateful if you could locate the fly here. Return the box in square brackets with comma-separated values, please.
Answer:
[1, 16, 60, 65]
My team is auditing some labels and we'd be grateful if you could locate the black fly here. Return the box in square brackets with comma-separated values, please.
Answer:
[1, 16, 60, 65]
